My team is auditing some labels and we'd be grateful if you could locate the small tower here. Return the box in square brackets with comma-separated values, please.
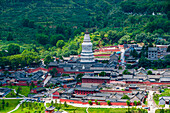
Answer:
[80, 31, 95, 63]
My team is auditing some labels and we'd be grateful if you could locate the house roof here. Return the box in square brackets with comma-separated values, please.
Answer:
[159, 96, 170, 100]
[82, 75, 110, 80]
[74, 87, 99, 91]
[93, 93, 111, 97]
[84, 96, 106, 100]
[125, 78, 141, 82]
[45, 106, 55, 111]
[148, 47, 158, 51]
[123, 75, 133, 79]
[160, 77, 170, 82]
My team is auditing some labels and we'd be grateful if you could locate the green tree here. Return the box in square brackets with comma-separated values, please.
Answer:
[8, 44, 20, 55]
[7, 33, 13, 41]
[64, 101, 68, 107]
[122, 70, 131, 75]
[120, 1, 137, 13]
[56, 40, 65, 48]
[118, 35, 131, 44]
[36, 34, 49, 45]
[134, 101, 137, 106]
[167, 46, 170, 52]
[23, 19, 29, 27]
[44, 55, 54, 65]
[126, 100, 130, 112]
[138, 101, 140, 105]
[62, 74, 69, 77]
[16, 87, 21, 96]
[76, 73, 84, 82]
[107, 100, 111, 105]
[122, 95, 130, 100]
[98, 102, 100, 105]
[99, 71, 106, 76]
[51, 101, 53, 106]
[130, 49, 138, 58]
[49, 68, 58, 77]
[30, 82, 35, 90]
[2, 99, 5, 109]
[147, 70, 152, 75]
[107, 30, 117, 44]
[95, 99, 97, 104]
[50, 34, 65, 46]
[88, 100, 92, 105]
[100, 31, 105, 40]
[6, 102, 9, 107]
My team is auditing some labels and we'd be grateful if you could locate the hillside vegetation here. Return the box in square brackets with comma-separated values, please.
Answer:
[0, 0, 169, 69]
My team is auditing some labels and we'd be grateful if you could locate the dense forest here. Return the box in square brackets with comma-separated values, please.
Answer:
[0, 0, 169, 69]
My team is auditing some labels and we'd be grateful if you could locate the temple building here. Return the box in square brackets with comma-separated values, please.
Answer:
[48, 32, 119, 75]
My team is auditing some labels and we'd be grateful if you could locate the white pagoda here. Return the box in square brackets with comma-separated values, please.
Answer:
[80, 32, 95, 63]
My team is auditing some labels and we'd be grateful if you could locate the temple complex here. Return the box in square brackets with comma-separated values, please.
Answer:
[48, 32, 119, 75]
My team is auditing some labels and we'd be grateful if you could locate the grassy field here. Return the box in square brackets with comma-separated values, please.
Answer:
[88, 108, 148, 113]
[2, 86, 31, 97]
[161, 89, 170, 96]
[46, 103, 87, 113]
[155, 109, 170, 113]
[0, 99, 22, 113]
[88, 108, 128, 113]
[13, 102, 45, 113]
[153, 89, 170, 105]
[5, 90, 18, 98]
[46, 103, 147, 113]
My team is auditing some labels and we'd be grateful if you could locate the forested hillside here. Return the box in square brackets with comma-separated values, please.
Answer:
[0, 0, 169, 69]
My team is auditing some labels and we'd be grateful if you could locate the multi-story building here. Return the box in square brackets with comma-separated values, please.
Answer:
[148, 47, 158, 60]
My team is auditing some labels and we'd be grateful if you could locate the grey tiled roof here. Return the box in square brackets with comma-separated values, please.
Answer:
[93, 93, 111, 97]
[123, 75, 133, 79]
[125, 78, 141, 82]
[82, 75, 110, 79]
[74, 87, 99, 91]
[148, 47, 158, 51]
[159, 77, 170, 82]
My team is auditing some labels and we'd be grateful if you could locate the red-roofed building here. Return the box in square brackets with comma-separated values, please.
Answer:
[27, 67, 48, 73]
[118, 45, 124, 49]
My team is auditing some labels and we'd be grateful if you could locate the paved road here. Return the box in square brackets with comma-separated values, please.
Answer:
[8, 100, 25, 113]
[13, 89, 25, 97]
[0, 98, 27, 99]
[86, 107, 89, 113]
[148, 91, 159, 113]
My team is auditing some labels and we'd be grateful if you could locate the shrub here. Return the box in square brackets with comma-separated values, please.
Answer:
[107, 100, 111, 105]
[88, 100, 92, 105]
[95, 99, 97, 104]
[98, 102, 100, 105]
[122, 95, 130, 100]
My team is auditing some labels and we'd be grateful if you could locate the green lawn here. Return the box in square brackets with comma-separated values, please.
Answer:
[5, 90, 21, 98]
[46, 103, 147, 113]
[153, 89, 170, 105]
[161, 89, 170, 96]
[155, 109, 170, 113]
[88, 108, 148, 113]
[0, 99, 22, 113]
[46, 103, 87, 113]
[13, 102, 45, 113]
[2, 86, 31, 97]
